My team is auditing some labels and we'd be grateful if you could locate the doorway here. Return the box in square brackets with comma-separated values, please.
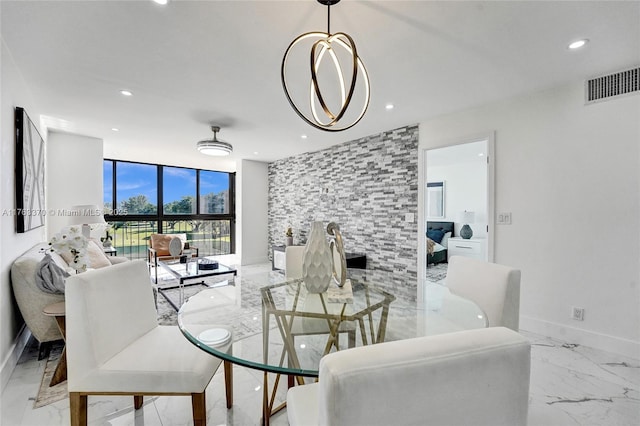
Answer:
[418, 134, 495, 293]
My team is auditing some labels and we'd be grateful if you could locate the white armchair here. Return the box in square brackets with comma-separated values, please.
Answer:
[287, 327, 531, 426]
[446, 255, 522, 331]
[65, 260, 221, 426]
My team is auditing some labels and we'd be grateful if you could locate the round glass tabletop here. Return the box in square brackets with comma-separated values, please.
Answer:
[177, 269, 487, 377]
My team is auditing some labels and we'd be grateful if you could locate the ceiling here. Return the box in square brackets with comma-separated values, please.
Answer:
[2, 1, 639, 171]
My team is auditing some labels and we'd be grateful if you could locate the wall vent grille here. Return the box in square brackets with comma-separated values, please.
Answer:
[586, 67, 639, 104]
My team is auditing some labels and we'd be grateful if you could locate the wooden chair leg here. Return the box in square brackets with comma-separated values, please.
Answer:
[134, 395, 143, 409]
[191, 391, 206, 426]
[224, 360, 233, 408]
[69, 392, 87, 426]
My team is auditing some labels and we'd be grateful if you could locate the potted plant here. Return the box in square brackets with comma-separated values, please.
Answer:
[100, 227, 113, 248]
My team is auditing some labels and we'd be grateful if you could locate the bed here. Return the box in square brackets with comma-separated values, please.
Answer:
[426, 221, 454, 265]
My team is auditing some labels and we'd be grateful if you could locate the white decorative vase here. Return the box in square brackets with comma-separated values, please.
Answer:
[302, 222, 332, 294]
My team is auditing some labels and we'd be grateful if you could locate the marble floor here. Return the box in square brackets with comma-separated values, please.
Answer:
[2, 261, 639, 426]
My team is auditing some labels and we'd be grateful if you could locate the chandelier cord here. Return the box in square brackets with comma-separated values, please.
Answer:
[327, 2, 331, 34]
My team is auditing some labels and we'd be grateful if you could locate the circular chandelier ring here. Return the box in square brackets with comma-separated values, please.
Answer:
[310, 40, 343, 122]
[281, 31, 370, 132]
[309, 33, 359, 126]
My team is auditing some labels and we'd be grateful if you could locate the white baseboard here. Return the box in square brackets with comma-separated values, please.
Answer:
[1, 325, 31, 392]
[520, 315, 640, 360]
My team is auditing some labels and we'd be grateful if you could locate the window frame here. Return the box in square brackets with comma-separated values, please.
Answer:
[103, 158, 236, 253]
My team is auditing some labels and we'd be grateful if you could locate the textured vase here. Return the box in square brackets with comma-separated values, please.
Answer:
[302, 222, 332, 293]
[460, 224, 473, 239]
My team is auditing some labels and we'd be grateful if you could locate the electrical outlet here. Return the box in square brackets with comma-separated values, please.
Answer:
[571, 307, 585, 321]
[497, 212, 512, 225]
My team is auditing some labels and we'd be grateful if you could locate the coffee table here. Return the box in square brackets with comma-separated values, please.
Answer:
[177, 269, 487, 425]
[157, 257, 237, 309]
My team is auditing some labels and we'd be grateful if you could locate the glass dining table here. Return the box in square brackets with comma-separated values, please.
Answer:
[177, 269, 487, 425]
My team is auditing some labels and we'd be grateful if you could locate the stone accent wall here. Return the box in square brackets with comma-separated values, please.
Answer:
[268, 125, 419, 295]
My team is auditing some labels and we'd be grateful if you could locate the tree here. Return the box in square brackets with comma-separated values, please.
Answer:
[202, 190, 228, 214]
[120, 195, 156, 214]
[163, 196, 195, 215]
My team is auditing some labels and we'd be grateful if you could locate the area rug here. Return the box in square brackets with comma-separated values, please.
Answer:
[156, 283, 216, 325]
[34, 341, 66, 408]
[426, 262, 448, 283]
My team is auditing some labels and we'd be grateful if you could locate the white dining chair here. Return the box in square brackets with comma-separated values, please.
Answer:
[65, 260, 222, 426]
[287, 327, 531, 426]
[446, 255, 521, 331]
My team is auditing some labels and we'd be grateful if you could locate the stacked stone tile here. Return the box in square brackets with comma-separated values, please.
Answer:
[268, 125, 419, 296]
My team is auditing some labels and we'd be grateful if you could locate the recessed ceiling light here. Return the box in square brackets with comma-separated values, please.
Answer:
[153, 0, 168, 5]
[568, 39, 588, 50]
[120, 90, 133, 96]
[111, 128, 119, 132]
[301, 134, 308, 139]
[478, 153, 484, 157]
[253, 151, 259, 155]
[385, 103, 395, 110]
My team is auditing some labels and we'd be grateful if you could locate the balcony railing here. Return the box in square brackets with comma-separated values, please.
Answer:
[106, 219, 232, 260]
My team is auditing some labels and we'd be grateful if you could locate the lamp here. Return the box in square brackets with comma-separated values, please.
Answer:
[197, 126, 232, 156]
[459, 211, 475, 239]
[68, 204, 106, 238]
[281, 0, 370, 132]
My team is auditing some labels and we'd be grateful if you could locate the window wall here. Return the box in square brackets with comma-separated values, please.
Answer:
[103, 159, 235, 259]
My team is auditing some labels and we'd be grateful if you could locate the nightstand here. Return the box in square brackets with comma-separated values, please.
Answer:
[447, 237, 486, 261]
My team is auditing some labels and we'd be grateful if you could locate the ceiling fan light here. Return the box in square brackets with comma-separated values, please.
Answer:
[197, 140, 232, 156]
[196, 126, 233, 156]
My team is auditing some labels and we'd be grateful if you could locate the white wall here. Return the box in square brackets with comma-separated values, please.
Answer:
[236, 159, 268, 265]
[427, 161, 487, 238]
[0, 40, 47, 389]
[419, 82, 640, 357]
[46, 131, 104, 238]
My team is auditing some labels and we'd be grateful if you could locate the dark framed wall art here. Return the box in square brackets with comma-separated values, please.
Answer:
[15, 106, 45, 233]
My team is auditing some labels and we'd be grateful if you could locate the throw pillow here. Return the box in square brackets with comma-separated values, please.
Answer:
[48, 250, 72, 271]
[426, 229, 445, 244]
[168, 236, 183, 257]
[58, 248, 76, 267]
[426, 238, 435, 255]
[35, 253, 70, 294]
[441, 231, 452, 248]
[86, 240, 112, 269]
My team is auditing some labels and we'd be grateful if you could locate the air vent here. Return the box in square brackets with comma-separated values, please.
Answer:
[585, 67, 639, 104]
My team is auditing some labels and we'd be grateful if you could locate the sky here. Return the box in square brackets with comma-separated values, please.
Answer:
[103, 161, 228, 207]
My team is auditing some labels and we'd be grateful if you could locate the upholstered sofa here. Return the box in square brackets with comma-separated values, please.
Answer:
[10, 242, 129, 354]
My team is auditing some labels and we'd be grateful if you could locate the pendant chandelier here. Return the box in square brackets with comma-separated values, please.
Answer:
[281, 0, 370, 132]
[197, 126, 232, 156]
